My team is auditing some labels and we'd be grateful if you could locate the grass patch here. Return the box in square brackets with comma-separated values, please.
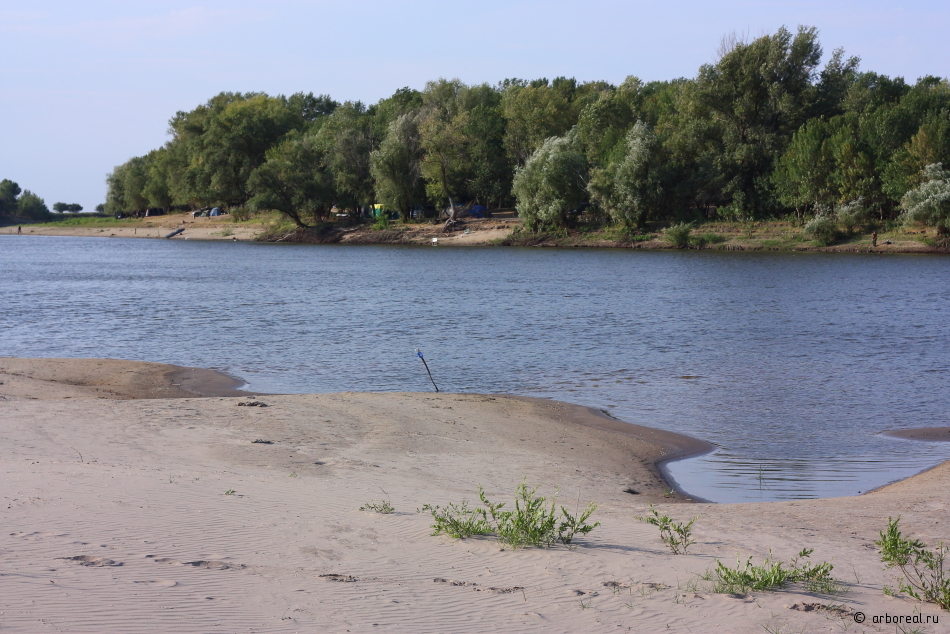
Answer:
[38, 215, 133, 228]
[637, 504, 698, 554]
[498, 226, 572, 246]
[877, 516, 950, 609]
[420, 479, 600, 548]
[693, 232, 726, 246]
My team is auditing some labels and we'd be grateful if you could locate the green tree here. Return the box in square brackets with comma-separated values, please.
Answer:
[191, 94, 303, 206]
[812, 47, 861, 118]
[464, 102, 511, 207]
[687, 26, 823, 218]
[142, 148, 173, 210]
[53, 202, 68, 213]
[315, 102, 378, 212]
[589, 122, 664, 229]
[0, 179, 21, 216]
[18, 190, 49, 220]
[512, 132, 588, 229]
[418, 79, 472, 211]
[574, 77, 642, 167]
[248, 130, 336, 228]
[371, 113, 425, 221]
[772, 118, 835, 222]
[501, 80, 576, 165]
[901, 163, 950, 229]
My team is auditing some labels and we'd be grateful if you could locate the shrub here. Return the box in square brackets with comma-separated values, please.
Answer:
[803, 214, 839, 246]
[835, 198, 870, 234]
[709, 548, 835, 594]
[420, 500, 491, 538]
[901, 163, 950, 231]
[421, 480, 600, 548]
[230, 205, 253, 221]
[637, 504, 698, 554]
[663, 222, 693, 248]
[877, 517, 950, 609]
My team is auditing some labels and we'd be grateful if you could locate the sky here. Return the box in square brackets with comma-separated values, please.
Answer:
[1, 0, 947, 213]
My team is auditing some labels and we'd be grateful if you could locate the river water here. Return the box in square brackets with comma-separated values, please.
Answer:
[3, 235, 949, 502]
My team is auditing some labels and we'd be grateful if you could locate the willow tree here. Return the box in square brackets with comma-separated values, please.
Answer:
[901, 163, 950, 230]
[512, 132, 588, 230]
[589, 122, 664, 229]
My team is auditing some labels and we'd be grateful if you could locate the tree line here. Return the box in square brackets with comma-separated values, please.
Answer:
[104, 26, 950, 232]
[0, 179, 88, 221]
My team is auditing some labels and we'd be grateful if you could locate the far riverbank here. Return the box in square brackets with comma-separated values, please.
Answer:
[2, 212, 947, 253]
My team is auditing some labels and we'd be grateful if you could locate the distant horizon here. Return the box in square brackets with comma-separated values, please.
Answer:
[2, 0, 947, 213]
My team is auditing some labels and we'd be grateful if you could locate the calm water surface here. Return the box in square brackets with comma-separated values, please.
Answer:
[3, 235, 949, 502]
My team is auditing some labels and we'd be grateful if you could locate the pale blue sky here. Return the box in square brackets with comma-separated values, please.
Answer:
[1, 0, 947, 211]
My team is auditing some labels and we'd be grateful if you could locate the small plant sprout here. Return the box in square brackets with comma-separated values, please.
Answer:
[637, 504, 698, 555]
[360, 488, 395, 514]
[224, 489, 236, 496]
[289, 471, 298, 478]
[876, 516, 950, 609]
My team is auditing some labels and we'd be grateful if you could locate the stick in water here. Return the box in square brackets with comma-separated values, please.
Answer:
[415, 349, 439, 392]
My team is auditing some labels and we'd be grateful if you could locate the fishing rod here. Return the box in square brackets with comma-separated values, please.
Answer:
[415, 349, 439, 392]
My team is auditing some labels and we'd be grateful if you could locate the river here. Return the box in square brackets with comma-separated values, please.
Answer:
[3, 235, 949, 502]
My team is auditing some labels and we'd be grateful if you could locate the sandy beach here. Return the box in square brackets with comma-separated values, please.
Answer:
[1, 358, 947, 632]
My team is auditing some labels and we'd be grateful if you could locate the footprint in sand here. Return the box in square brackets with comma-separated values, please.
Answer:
[183, 560, 241, 570]
[300, 547, 342, 560]
[60, 555, 123, 567]
[11, 531, 62, 540]
[433, 578, 525, 593]
[146, 556, 242, 570]
[133, 580, 177, 588]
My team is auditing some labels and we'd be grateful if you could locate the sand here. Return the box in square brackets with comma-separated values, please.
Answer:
[1, 359, 947, 632]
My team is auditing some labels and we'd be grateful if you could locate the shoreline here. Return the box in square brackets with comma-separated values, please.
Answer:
[5, 357, 945, 500]
[3, 219, 947, 254]
[506, 395, 715, 500]
[0, 356, 268, 400]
